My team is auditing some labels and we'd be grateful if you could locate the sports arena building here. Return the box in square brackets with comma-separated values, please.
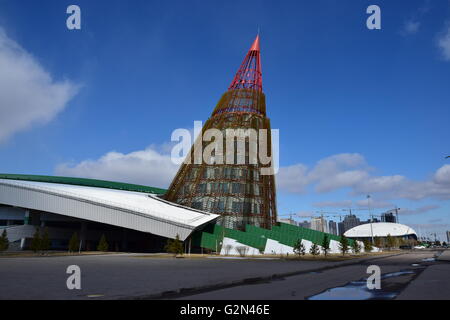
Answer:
[344, 222, 418, 242]
[0, 174, 218, 251]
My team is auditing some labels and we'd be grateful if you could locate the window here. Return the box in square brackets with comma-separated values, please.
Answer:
[243, 202, 252, 213]
[192, 201, 203, 210]
[219, 183, 229, 193]
[196, 183, 207, 193]
[232, 202, 242, 212]
[217, 201, 225, 213]
[232, 183, 242, 194]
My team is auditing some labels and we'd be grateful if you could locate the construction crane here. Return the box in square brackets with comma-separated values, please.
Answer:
[315, 210, 346, 221]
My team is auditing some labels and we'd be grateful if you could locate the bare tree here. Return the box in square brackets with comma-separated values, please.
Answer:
[236, 246, 249, 257]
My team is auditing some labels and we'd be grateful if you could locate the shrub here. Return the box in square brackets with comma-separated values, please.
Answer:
[97, 234, 109, 252]
[322, 235, 330, 256]
[363, 239, 373, 253]
[293, 239, 306, 256]
[164, 234, 183, 256]
[309, 243, 320, 256]
[236, 246, 249, 257]
[0, 229, 9, 252]
[339, 235, 349, 256]
[40, 228, 51, 252]
[352, 240, 361, 254]
[386, 234, 396, 250]
[68, 232, 79, 253]
[223, 244, 233, 255]
[30, 227, 41, 253]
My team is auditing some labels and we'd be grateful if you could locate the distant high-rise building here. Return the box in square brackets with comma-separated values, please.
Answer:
[328, 220, 338, 235]
[447, 231, 450, 243]
[342, 214, 360, 234]
[338, 222, 345, 235]
[381, 212, 397, 223]
[311, 217, 328, 233]
[360, 218, 380, 225]
[278, 218, 297, 226]
[298, 220, 310, 229]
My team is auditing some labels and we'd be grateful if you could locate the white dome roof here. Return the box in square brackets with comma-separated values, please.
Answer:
[344, 222, 417, 238]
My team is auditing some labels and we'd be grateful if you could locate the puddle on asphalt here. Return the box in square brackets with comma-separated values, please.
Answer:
[380, 271, 414, 279]
[307, 270, 414, 300]
[422, 258, 435, 262]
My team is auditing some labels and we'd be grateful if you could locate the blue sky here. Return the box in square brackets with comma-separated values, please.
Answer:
[0, 0, 449, 240]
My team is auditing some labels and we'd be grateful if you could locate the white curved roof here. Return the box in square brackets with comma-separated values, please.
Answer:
[0, 179, 218, 240]
[344, 222, 417, 238]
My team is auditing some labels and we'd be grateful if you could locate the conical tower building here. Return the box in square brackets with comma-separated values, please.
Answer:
[165, 35, 277, 230]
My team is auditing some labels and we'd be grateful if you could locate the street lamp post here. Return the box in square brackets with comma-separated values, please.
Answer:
[367, 195, 374, 244]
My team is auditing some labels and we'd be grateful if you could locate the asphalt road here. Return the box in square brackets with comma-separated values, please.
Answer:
[0, 251, 448, 300]
[178, 250, 449, 300]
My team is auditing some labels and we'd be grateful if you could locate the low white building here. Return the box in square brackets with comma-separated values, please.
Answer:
[344, 222, 417, 240]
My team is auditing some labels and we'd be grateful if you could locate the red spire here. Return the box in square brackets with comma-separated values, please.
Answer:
[228, 35, 262, 92]
[249, 34, 260, 52]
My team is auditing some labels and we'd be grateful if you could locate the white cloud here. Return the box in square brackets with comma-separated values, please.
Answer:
[276, 163, 309, 193]
[0, 27, 78, 143]
[434, 164, 450, 184]
[55, 146, 179, 188]
[276, 153, 450, 201]
[437, 22, 450, 61]
[354, 175, 406, 194]
[277, 153, 369, 194]
[309, 153, 369, 192]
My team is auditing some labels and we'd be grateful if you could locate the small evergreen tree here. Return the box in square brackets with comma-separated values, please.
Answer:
[68, 232, 79, 253]
[339, 235, 349, 256]
[40, 228, 51, 252]
[386, 234, 395, 250]
[0, 229, 9, 252]
[309, 243, 320, 256]
[321, 234, 330, 256]
[352, 240, 361, 254]
[363, 239, 373, 253]
[97, 234, 109, 252]
[374, 237, 382, 248]
[293, 239, 306, 256]
[30, 227, 41, 253]
[164, 234, 184, 257]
